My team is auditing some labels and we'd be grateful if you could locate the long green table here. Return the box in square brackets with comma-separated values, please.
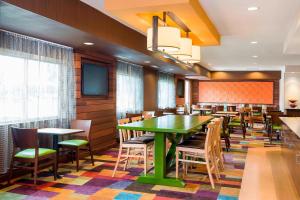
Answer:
[117, 115, 213, 187]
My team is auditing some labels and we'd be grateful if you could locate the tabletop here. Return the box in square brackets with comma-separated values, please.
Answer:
[216, 111, 239, 115]
[193, 108, 212, 111]
[212, 113, 237, 117]
[38, 128, 84, 135]
[117, 115, 213, 134]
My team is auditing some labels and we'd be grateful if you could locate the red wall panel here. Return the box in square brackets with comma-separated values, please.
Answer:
[198, 81, 274, 104]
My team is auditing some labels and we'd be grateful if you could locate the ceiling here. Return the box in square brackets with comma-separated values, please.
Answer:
[102, 0, 220, 46]
[81, 0, 300, 71]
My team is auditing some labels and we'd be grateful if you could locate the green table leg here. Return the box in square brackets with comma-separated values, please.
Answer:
[137, 132, 185, 187]
[166, 133, 183, 170]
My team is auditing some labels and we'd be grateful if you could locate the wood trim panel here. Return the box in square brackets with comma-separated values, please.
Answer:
[74, 52, 117, 152]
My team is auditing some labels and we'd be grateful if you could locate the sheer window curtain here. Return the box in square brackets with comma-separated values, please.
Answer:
[116, 61, 143, 119]
[157, 72, 176, 109]
[0, 30, 76, 174]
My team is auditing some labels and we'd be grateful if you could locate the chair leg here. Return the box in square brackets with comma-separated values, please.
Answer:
[206, 161, 215, 189]
[175, 149, 179, 179]
[7, 157, 14, 185]
[53, 154, 57, 181]
[123, 148, 130, 171]
[76, 147, 79, 172]
[56, 147, 60, 169]
[112, 147, 122, 177]
[34, 160, 38, 185]
[89, 144, 94, 166]
[144, 146, 147, 175]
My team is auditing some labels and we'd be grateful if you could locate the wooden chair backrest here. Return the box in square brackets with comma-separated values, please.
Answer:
[205, 123, 216, 158]
[11, 127, 38, 150]
[227, 106, 236, 112]
[204, 105, 212, 109]
[126, 113, 142, 118]
[142, 111, 155, 118]
[143, 114, 153, 120]
[252, 106, 262, 113]
[269, 111, 284, 126]
[71, 120, 92, 141]
[118, 118, 132, 143]
[216, 105, 224, 111]
[130, 116, 143, 137]
[131, 116, 142, 122]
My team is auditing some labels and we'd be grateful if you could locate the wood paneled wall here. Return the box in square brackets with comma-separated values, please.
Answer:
[175, 75, 185, 106]
[74, 52, 117, 152]
[192, 80, 200, 104]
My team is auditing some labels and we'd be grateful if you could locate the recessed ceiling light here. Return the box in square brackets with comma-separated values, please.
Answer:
[83, 42, 94, 45]
[151, 65, 159, 69]
[251, 41, 258, 44]
[248, 6, 259, 11]
[252, 55, 258, 58]
[144, 61, 151, 64]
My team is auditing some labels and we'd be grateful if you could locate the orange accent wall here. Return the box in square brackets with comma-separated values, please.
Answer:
[198, 82, 274, 104]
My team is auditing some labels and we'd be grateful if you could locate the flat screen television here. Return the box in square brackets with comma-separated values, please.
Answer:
[177, 79, 185, 98]
[81, 60, 109, 96]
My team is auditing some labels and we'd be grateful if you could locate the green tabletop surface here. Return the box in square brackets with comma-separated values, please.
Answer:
[117, 115, 213, 133]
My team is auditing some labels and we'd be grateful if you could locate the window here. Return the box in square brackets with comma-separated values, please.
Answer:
[0, 55, 60, 124]
[158, 72, 176, 109]
[116, 61, 143, 118]
[0, 30, 75, 175]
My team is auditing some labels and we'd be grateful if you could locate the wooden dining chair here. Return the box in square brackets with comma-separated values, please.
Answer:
[212, 118, 225, 171]
[142, 111, 155, 118]
[268, 112, 284, 143]
[57, 120, 94, 172]
[175, 122, 220, 189]
[228, 112, 246, 138]
[112, 118, 154, 177]
[227, 105, 236, 112]
[131, 116, 144, 137]
[8, 127, 57, 185]
[188, 118, 225, 171]
[215, 105, 224, 112]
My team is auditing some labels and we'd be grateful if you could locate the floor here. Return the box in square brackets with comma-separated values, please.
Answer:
[240, 147, 299, 200]
[0, 127, 280, 200]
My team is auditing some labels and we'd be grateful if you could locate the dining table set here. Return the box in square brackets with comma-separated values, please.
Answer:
[117, 114, 217, 187]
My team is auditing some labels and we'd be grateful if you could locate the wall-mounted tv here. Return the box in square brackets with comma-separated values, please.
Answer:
[177, 79, 185, 98]
[81, 59, 109, 96]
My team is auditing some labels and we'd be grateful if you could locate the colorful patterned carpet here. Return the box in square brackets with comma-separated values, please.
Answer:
[0, 128, 280, 200]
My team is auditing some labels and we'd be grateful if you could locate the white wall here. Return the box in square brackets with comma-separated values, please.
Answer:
[284, 66, 300, 109]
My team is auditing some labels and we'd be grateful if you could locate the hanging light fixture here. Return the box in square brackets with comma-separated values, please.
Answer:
[147, 26, 181, 52]
[170, 37, 192, 60]
[184, 45, 201, 63]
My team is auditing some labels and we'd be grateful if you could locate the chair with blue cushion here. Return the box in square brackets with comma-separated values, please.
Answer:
[8, 127, 57, 185]
[57, 120, 93, 171]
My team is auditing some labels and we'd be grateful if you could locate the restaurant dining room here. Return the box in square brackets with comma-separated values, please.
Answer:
[1, 0, 300, 200]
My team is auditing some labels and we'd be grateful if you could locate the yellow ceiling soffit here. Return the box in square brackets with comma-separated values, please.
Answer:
[104, 0, 220, 46]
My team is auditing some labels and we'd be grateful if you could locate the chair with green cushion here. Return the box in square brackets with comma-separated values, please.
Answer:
[268, 111, 284, 143]
[228, 112, 246, 139]
[57, 120, 94, 171]
[8, 127, 57, 185]
[221, 116, 231, 151]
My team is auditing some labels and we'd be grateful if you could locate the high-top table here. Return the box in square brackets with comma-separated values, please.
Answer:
[117, 115, 213, 187]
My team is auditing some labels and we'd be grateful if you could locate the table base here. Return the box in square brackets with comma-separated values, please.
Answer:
[137, 175, 185, 187]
